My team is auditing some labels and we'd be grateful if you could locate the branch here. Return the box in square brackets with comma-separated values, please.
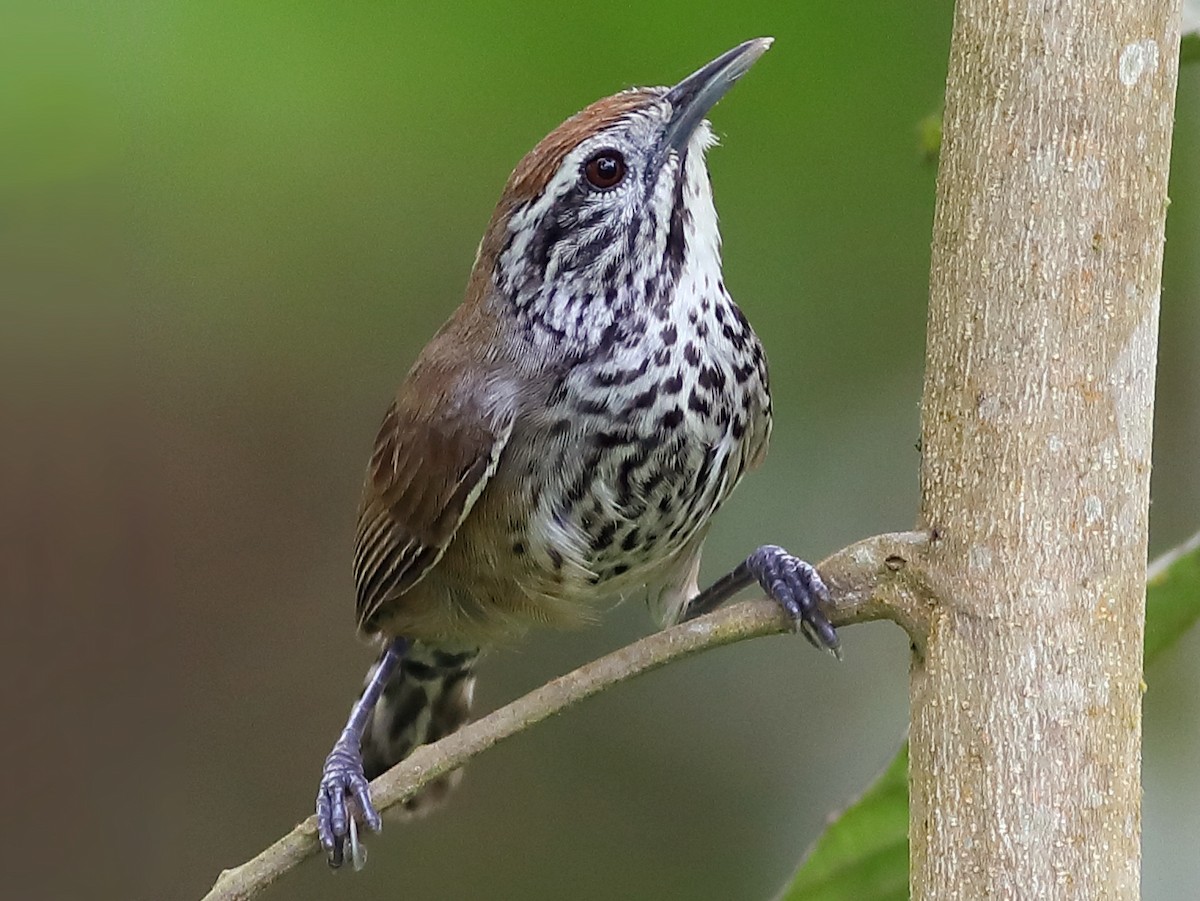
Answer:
[202, 530, 933, 901]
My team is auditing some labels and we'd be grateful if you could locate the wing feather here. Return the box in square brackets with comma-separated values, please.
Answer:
[354, 389, 514, 632]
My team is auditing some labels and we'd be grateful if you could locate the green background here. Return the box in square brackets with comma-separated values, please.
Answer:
[2, 3, 1197, 899]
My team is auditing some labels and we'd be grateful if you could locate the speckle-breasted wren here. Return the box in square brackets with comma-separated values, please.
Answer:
[316, 38, 839, 868]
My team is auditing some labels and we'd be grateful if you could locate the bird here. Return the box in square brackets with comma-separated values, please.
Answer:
[315, 37, 839, 869]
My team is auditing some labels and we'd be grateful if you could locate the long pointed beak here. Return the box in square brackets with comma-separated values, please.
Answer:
[661, 38, 773, 154]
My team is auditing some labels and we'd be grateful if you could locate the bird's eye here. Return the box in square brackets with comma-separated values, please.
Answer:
[583, 150, 627, 189]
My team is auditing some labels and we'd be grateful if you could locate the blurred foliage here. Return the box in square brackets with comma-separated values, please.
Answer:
[781, 532, 1200, 901]
[1184, 34, 1200, 65]
[778, 748, 908, 901]
[1146, 532, 1200, 663]
[916, 111, 943, 164]
[1, 3, 1197, 901]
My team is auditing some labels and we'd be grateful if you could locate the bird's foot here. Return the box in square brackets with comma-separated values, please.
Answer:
[316, 734, 380, 870]
[746, 545, 840, 655]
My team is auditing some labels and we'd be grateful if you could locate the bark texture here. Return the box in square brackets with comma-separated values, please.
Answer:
[913, 1, 1180, 898]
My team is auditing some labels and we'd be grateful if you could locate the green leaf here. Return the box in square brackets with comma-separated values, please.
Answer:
[775, 748, 908, 901]
[1144, 531, 1200, 662]
[1182, 33, 1200, 65]
[776, 530, 1200, 901]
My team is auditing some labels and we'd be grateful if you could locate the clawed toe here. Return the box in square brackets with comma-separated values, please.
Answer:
[316, 743, 381, 868]
[747, 545, 840, 654]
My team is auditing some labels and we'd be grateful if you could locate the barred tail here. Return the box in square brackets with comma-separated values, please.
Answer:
[360, 641, 478, 815]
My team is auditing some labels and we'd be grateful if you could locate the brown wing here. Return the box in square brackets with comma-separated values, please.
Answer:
[354, 392, 513, 632]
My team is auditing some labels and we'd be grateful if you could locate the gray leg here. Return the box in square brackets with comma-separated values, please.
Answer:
[316, 637, 408, 868]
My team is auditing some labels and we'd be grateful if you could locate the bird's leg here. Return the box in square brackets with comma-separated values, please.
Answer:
[682, 545, 840, 655]
[316, 637, 408, 868]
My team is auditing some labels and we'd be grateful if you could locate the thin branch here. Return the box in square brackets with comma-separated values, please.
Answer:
[202, 530, 933, 901]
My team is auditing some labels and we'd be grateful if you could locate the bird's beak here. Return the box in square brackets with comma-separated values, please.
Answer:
[661, 37, 773, 155]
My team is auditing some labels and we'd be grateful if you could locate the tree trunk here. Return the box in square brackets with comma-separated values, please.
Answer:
[912, 1, 1181, 898]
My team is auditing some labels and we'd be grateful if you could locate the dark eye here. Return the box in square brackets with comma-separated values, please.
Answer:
[584, 150, 627, 189]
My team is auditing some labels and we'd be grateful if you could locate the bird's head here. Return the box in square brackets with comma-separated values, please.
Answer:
[469, 39, 773, 352]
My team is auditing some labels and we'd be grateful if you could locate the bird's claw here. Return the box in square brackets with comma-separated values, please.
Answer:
[747, 545, 840, 655]
[316, 739, 380, 869]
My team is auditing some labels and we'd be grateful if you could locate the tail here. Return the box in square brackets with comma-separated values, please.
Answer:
[360, 641, 479, 815]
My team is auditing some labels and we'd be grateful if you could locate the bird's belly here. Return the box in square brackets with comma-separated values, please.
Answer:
[434, 302, 770, 638]
[512, 406, 746, 601]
